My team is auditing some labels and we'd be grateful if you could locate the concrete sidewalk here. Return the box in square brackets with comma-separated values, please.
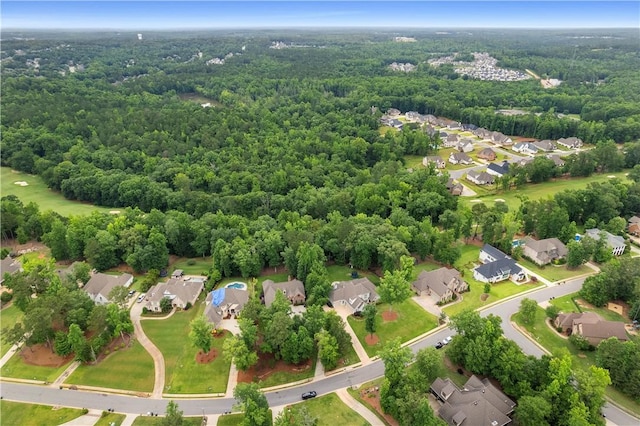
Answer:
[335, 388, 384, 425]
[326, 306, 371, 365]
[59, 409, 102, 426]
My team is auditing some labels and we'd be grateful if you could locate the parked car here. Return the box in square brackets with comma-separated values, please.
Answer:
[435, 342, 444, 349]
[443, 336, 452, 345]
[128, 290, 135, 297]
[301, 391, 317, 400]
[137, 293, 146, 303]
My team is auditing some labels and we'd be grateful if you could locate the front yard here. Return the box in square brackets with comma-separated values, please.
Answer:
[348, 299, 437, 357]
[294, 393, 370, 425]
[0, 400, 85, 426]
[0, 349, 71, 383]
[517, 258, 593, 282]
[0, 304, 24, 356]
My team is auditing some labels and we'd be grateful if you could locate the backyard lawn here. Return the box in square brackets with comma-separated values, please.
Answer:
[513, 307, 640, 416]
[1, 167, 110, 216]
[168, 257, 213, 276]
[295, 393, 370, 425]
[0, 304, 24, 356]
[66, 340, 154, 392]
[142, 298, 231, 394]
[517, 258, 593, 282]
[0, 401, 85, 426]
[348, 299, 437, 357]
[551, 292, 629, 322]
[0, 350, 71, 383]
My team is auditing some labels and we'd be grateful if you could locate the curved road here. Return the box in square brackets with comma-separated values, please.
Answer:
[1, 277, 638, 425]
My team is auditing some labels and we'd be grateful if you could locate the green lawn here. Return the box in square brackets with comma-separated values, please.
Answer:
[257, 356, 317, 389]
[0, 401, 85, 426]
[94, 413, 126, 426]
[0, 350, 71, 383]
[1, 304, 24, 357]
[142, 298, 231, 394]
[513, 308, 640, 416]
[347, 379, 390, 426]
[348, 299, 437, 357]
[169, 257, 213, 276]
[551, 292, 629, 322]
[66, 339, 154, 392]
[326, 265, 380, 285]
[517, 258, 592, 282]
[132, 416, 203, 426]
[217, 411, 272, 426]
[0, 167, 110, 216]
[411, 261, 442, 281]
[454, 245, 481, 270]
[295, 393, 370, 426]
[460, 171, 630, 210]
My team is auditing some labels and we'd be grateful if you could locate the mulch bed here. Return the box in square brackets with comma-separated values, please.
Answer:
[196, 348, 218, 364]
[381, 310, 398, 322]
[237, 351, 311, 384]
[365, 334, 379, 346]
[358, 386, 399, 426]
[20, 344, 73, 368]
[480, 293, 489, 301]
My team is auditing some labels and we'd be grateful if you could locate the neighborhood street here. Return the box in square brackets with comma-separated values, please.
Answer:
[1, 277, 637, 425]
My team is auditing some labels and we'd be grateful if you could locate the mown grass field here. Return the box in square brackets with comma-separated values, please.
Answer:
[142, 297, 231, 394]
[216, 411, 272, 426]
[517, 258, 593, 282]
[0, 304, 24, 357]
[551, 292, 629, 322]
[132, 416, 203, 426]
[348, 299, 437, 357]
[66, 340, 154, 392]
[0, 401, 85, 426]
[1, 167, 110, 216]
[295, 393, 370, 425]
[94, 413, 126, 426]
[513, 307, 640, 416]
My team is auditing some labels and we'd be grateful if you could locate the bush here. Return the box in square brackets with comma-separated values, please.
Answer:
[186, 259, 196, 266]
[1, 291, 13, 304]
[82, 408, 89, 415]
[142, 307, 149, 314]
[185, 302, 192, 310]
[569, 334, 594, 351]
[484, 283, 491, 294]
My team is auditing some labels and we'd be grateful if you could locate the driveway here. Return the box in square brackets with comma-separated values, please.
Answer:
[130, 302, 165, 398]
[326, 305, 370, 365]
[411, 295, 442, 317]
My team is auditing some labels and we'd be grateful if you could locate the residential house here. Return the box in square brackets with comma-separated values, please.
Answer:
[486, 161, 510, 178]
[446, 178, 464, 196]
[628, 216, 640, 225]
[473, 128, 493, 140]
[430, 375, 516, 426]
[491, 131, 513, 146]
[405, 111, 425, 122]
[547, 154, 566, 167]
[423, 156, 446, 169]
[262, 278, 306, 307]
[449, 152, 473, 165]
[457, 140, 474, 153]
[479, 244, 508, 264]
[386, 108, 401, 117]
[585, 228, 626, 256]
[425, 115, 439, 125]
[425, 125, 438, 138]
[628, 222, 640, 237]
[443, 133, 459, 147]
[204, 288, 249, 327]
[83, 272, 134, 305]
[477, 147, 497, 161]
[0, 256, 22, 284]
[466, 170, 495, 186]
[461, 123, 478, 131]
[555, 312, 628, 346]
[146, 276, 205, 312]
[515, 157, 534, 167]
[512, 142, 538, 155]
[328, 278, 379, 314]
[533, 139, 557, 152]
[557, 137, 583, 149]
[447, 121, 463, 130]
[473, 258, 525, 283]
[522, 236, 568, 266]
[412, 267, 468, 303]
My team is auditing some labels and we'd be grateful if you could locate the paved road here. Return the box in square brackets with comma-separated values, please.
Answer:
[2, 278, 638, 425]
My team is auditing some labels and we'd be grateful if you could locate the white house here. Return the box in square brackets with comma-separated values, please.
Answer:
[585, 229, 626, 256]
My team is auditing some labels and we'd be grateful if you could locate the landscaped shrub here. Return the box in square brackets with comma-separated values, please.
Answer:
[569, 334, 594, 351]
[185, 302, 192, 310]
[484, 283, 491, 294]
[142, 307, 149, 314]
[0, 291, 13, 304]
[186, 259, 196, 266]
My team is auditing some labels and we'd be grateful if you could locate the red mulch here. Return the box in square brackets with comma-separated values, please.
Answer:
[19, 344, 73, 368]
[237, 351, 311, 384]
[381, 310, 398, 322]
[358, 386, 399, 426]
[365, 334, 379, 346]
[196, 348, 218, 364]
[480, 293, 489, 301]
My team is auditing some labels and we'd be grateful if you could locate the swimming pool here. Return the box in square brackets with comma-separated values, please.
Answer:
[225, 282, 247, 290]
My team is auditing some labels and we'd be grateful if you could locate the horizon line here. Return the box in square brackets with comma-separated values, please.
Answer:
[3, 26, 637, 31]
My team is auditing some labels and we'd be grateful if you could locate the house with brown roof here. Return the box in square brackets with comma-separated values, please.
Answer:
[262, 278, 306, 307]
[431, 375, 516, 426]
[328, 278, 379, 314]
[477, 147, 497, 161]
[204, 287, 249, 327]
[145, 276, 205, 312]
[412, 267, 468, 304]
[555, 312, 628, 346]
[0, 256, 22, 285]
[83, 272, 134, 305]
[629, 223, 640, 237]
[522, 236, 568, 266]
[446, 178, 464, 196]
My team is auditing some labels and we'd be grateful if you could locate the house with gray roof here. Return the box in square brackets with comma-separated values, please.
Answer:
[491, 131, 513, 146]
[442, 133, 459, 147]
[557, 137, 583, 149]
[473, 258, 525, 283]
[449, 152, 473, 165]
[204, 287, 249, 327]
[83, 272, 134, 305]
[456, 140, 474, 153]
[423, 156, 446, 169]
[512, 142, 538, 155]
[430, 375, 516, 426]
[522, 236, 568, 266]
[412, 267, 468, 304]
[533, 139, 557, 152]
[486, 161, 510, 178]
[585, 228, 626, 256]
[479, 244, 507, 264]
[466, 170, 495, 186]
[146, 276, 205, 312]
[547, 154, 565, 167]
[328, 278, 379, 314]
[0, 256, 22, 285]
[262, 278, 306, 307]
[446, 178, 464, 196]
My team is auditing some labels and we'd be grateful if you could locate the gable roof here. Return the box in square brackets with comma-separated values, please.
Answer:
[477, 147, 496, 158]
[474, 258, 522, 280]
[487, 162, 509, 176]
[204, 287, 249, 325]
[523, 237, 568, 263]
[451, 152, 473, 162]
[579, 320, 628, 342]
[467, 170, 495, 184]
[481, 244, 508, 261]
[412, 268, 463, 297]
[147, 277, 204, 305]
[628, 216, 640, 224]
[329, 278, 378, 312]
[585, 228, 626, 249]
[0, 256, 22, 278]
[262, 279, 305, 306]
[83, 272, 133, 300]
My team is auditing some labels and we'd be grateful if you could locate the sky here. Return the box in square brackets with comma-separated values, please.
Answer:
[2, 1, 638, 30]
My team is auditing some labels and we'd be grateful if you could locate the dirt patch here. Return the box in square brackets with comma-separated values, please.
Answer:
[237, 351, 312, 384]
[196, 348, 218, 364]
[365, 334, 379, 346]
[358, 386, 399, 426]
[20, 344, 73, 368]
[212, 330, 229, 339]
[480, 293, 489, 301]
[381, 310, 398, 322]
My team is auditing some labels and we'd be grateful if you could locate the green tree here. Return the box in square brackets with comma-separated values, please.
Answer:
[414, 347, 442, 384]
[316, 329, 340, 370]
[519, 298, 538, 326]
[108, 285, 130, 309]
[274, 405, 317, 426]
[233, 383, 270, 426]
[160, 296, 173, 313]
[363, 303, 377, 338]
[162, 400, 183, 426]
[378, 269, 412, 314]
[189, 315, 213, 355]
[515, 395, 552, 426]
[223, 335, 258, 371]
[84, 230, 119, 271]
[566, 240, 588, 269]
